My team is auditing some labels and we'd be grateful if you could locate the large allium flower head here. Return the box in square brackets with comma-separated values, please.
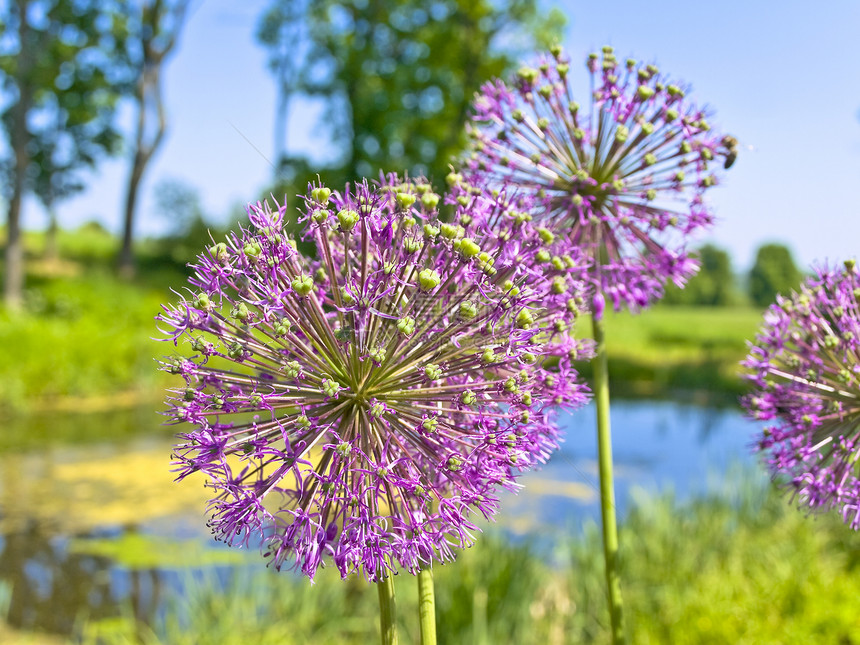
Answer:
[465, 45, 733, 313]
[742, 260, 860, 529]
[157, 175, 591, 581]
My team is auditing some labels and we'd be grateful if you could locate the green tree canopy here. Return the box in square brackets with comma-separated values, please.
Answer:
[257, 0, 565, 197]
[748, 242, 803, 307]
[0, 0, 128, 307]
[664, 244, 737, 306]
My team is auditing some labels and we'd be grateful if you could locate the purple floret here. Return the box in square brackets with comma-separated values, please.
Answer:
[742, 260, 860, 529]
[463, 45, 733, 314]
[157, 175, 592, 580]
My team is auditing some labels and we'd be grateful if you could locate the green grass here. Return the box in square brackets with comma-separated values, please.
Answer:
[577, 306, 764, 401]
[1, 226, 766, 412]
[0, 225, 188, 413]
[74, 479, 860, 645]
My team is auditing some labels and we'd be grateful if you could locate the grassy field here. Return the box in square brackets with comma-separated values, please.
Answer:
[1, 226, 763, 413]
[592, 305, 764, 401]
[68, 478, 860, 645]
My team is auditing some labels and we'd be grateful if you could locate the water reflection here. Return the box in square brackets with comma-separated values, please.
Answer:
[0, 522, 164, 633]
[0, 399, 761, 636]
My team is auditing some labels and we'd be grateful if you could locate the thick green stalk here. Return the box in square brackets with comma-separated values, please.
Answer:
[592, 314, 626, 644]
[417, 568, 437, 645]
[377, 575, 399, 645]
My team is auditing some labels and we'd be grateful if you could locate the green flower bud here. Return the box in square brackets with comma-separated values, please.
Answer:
[460, 390, 476, 406]
[458, 238, 480, 258]
[421, 417, 438, 433]
[321, 378, 340, 398]
[537, 227, 555, 244]
[227, 342, 245, 360]
[397, 317, 416, 335]
[337, 208, 359, 231]
[291, 274, 314, 296]
[459, 301, 478, 320]
[335, 442, 352, 457]
[283, 360, 301, 379]
[312, 208, 331, 224]
[665, 108, 679, 122]
[424, 363, 442, 380]
[422, 224, 439, 238]
[637, 85, 655, 100]
[243, 241, 262, 258]
[421, 193, 440, 209]
[231, 302, 250, 321]
[481, 348, 497, 364]
[512, 109, 525, 122]
[311, 187, 331, 203]
[516, 310, 535, 329]
[643, 153, 657, 166]
[446, 455, 464, 472]
[551, 277, 567, 294]
[446, 171, 463, 186]
[418, 268, 441, 291]
[194, 292, 211, 310]
[210, 242, 229, 262]
[404, 238, 422, 254]
[517, 67, 539, 84]
[395, 192, 417, 210]
[297, 414, 311, 428]
[615, 125, 629, 143]
[440, 223, 459, 240]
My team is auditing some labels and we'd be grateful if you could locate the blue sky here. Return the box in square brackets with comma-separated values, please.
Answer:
[14, 0, 860, 271]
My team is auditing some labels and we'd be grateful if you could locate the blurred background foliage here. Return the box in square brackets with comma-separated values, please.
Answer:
[71, 479, 860, 645]
[0, 2, 835, 644]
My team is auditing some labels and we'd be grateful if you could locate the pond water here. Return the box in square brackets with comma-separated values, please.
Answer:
[0, 399, 763, 636]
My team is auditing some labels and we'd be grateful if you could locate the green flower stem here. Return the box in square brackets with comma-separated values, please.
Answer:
[592, 313, 626, 644]
[417, 568, 437, 645]
[377, 575, 399, 645]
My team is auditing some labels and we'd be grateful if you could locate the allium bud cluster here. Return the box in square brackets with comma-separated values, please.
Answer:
[158, 176, 591, 580]
[743, 261, 860, 529]
[464, 46, 732, 312]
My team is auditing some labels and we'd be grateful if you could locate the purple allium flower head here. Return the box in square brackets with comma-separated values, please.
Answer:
[464, 45, 733, 313]
[742, 260, 860, 529]
[157, 176, 591, 581]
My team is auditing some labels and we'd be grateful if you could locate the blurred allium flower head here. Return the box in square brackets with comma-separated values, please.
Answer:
[157, 175, 591, 580]
[742, 261, 860, 529]
[465, 45, 733, 312]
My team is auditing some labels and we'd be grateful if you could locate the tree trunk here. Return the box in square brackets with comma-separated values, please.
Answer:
[118, 65, 165, 279]
[4, 179, 25, 311]
[44, 205, 59, 262]
[3, 0, 33, 311]
[119, 144, 146, 278]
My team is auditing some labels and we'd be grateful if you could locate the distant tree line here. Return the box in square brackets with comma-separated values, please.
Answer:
[0, 0, 188, 308]
[0, 0, 561, 309]
[663, 242, 803, 308]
